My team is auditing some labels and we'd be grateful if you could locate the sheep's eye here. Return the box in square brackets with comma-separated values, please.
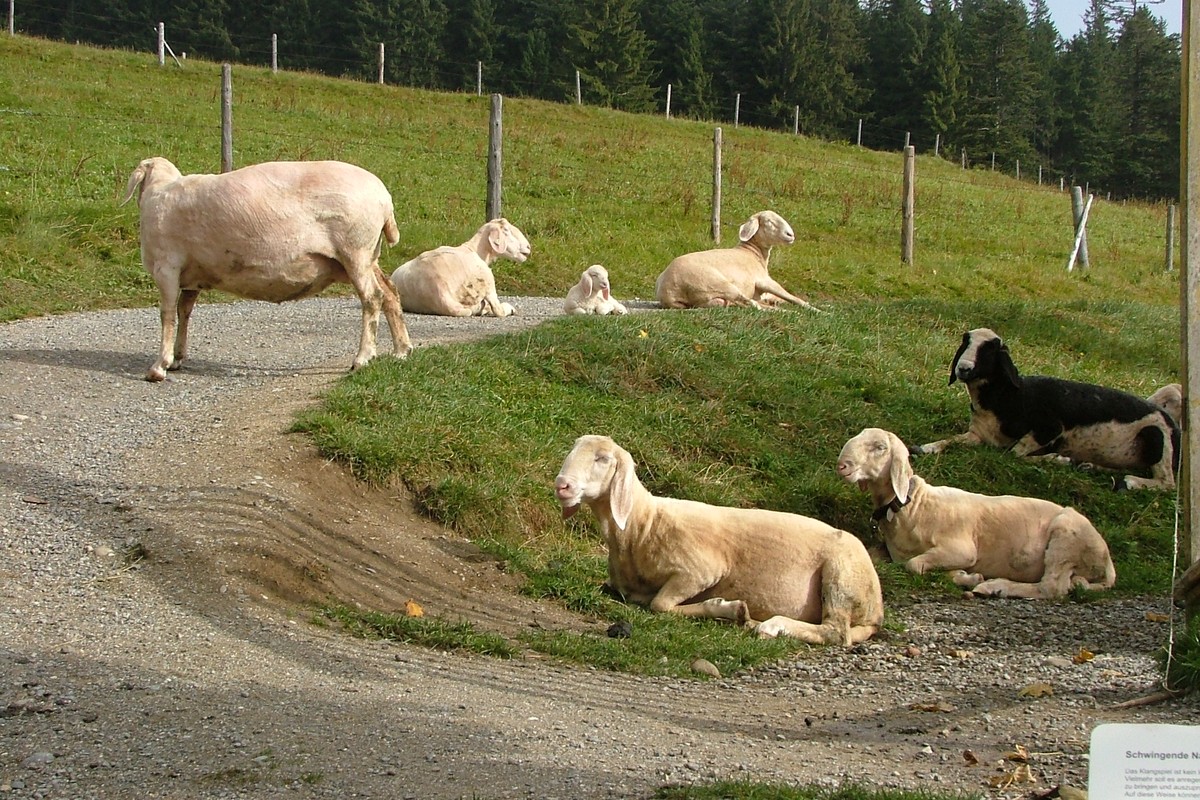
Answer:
[872, 442, 887, 453]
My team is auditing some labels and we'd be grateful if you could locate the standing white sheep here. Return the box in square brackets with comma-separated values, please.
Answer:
[654, 210, 819, 311]
[389, 219, 531, 317]
[563, 265, 628, 315]
[122, 157, 412, 382]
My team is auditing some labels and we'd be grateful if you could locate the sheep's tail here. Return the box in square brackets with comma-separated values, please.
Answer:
[383, 211, 400, 247]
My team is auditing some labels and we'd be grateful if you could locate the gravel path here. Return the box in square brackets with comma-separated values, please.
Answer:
[0, 297, 1195, 799]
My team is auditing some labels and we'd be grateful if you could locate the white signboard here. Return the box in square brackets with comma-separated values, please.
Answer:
[1089, 724, 1200, 798]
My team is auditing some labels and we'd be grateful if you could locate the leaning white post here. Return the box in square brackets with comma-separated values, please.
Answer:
[157, 22, 165, 66]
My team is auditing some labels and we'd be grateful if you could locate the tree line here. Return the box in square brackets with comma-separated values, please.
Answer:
[21, 0, 1181, 199]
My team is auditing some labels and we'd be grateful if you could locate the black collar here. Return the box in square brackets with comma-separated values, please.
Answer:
[872, 495, 909, 523]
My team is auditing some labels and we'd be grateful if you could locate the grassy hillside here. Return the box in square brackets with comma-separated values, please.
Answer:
[0, 33, 1179, 323]
[0, 35, 1186, 682]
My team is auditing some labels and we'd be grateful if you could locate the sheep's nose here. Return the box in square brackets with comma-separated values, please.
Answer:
[836, 459, 853, 476]
[554, 476, 573, 496]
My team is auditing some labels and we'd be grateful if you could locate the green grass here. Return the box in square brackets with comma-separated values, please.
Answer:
[0, 35, 1187, 690]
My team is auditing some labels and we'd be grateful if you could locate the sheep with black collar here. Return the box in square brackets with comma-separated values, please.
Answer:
[914, 328, 1179, 491]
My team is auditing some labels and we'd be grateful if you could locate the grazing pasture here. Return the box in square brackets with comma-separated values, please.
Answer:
[0, 34, 1183, 679]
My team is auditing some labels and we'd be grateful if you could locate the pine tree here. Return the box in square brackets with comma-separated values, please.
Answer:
[920, 0, 964, 156]
[809, 0, 868, 140]
[862, 0, 927, 149]
[442, 0, 497, 91]
[1110, 7, 1180, 197]
[569, 0, 659, 113]
[1056, 0, 1120, 187]
[1026, 0, 1062, 160]
[641, 0, 715, 119]
[745, 0, 821, 129]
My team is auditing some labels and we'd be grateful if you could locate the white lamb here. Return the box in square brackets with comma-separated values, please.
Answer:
[389, 219, 531, 317]
[563, 265, 628, 316]
[121, 157, 412, 382]
[654, 210, 818, 311]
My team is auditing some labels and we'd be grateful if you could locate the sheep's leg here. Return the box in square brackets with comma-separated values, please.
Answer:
[754, 278, 819, 312]
[756, 615, 864, 645]
[345, 264, 386, 370]
[172, 289, 200, 371]
[905, 543, 977, 575]
[649, 578, 750, 624]
[912, 430, 982, 455]
[372, 264, 412, 359]
[147, 280, 182, 382]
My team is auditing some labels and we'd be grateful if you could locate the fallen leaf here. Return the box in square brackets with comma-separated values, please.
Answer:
[962, 749, 979, 766]
[909, 700, 957, 713]
[988, 763, 1036, 788]
[1145, 612, 1171, 623]
[404, 599, 424, 617]
[692, 343, 704, 352]
[637, 330, 648, 338]
[1018, 682, 1054, 698]
[948, 648, 972, 659]
[1073, 648, 1095, 664]
[1005, 744, 1030, 762]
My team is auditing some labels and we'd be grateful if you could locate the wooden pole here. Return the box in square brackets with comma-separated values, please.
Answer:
[8, 0, 14, 36]
[575, 70, 581, 105]
[377, 43, 384, 85]
[1168, 203, 1177, 272]
[1180, 0, 1200, 616]
[856, 118, 863, 147]
[221, 65, 233, 174]
[157, 22, 165, 66]
[901, 146, 915, 265]
[271, 34, 277, 73]
[712, 127, 722, 243]
[903, 131, 910, 149]
[486, 94, 503, 221]
[666, 84, 672, 119]
[477, 61, 482, 96]
[934, 133, 940, 157]
[734, 93, 741, 128]
[794, 105, 799, 136]
[1016, 159, 1021, 181]
[1071, 186, 1091, 268]
[1067, 194, 1094, 272]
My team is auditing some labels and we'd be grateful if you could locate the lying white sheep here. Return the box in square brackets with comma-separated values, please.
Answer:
[915, 328, 1179, 491]
[563, 265, 628, 316]
[554, 435, 883, 644]
[122, 157, 412, 382]
[389, 218, 531, 317]
[654, 210, 818, 311]
[838, 428, 1116, 599]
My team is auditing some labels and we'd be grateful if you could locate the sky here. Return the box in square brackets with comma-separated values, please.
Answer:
[1043, 0, 1184, 38]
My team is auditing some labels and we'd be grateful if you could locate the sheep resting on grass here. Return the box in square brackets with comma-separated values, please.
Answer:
[563, 265, 628, 315]
[389, 218, 531, 317]
[915, 328, 1179, 491]
[839, 427, 1116, 599]
[122, 157, 412, 382]
[654, 210, 819, 311]
[554, 435, 883, 645]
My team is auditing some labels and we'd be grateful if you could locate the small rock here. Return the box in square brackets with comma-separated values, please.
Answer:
[606, 621, 632, 638]
[21, 752, 54, 769]
[690, 658, 721, 678]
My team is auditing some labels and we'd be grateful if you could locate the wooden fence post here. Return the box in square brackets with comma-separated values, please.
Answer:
[793, 105, 799, 136]
[476, 61, 482, 96]
[712, 127, 722, 243]
[377, 43, 384, 84]
[486, 94, 503, 221]
[575, 71, 581, 105]
[221, 65, 233, 173]
[734, 93, 740, 128]
[934, 133, 940, 157]
[666, 84, 672, 119]
[1067, 192, 1094, 272]
[8, 0, 14, 36]
[1016, 160, 1021, 181]
[903, 131, 910, 149]
[1070, 186, 1090, 269]
[157, 22, 164, 66]
[901, 146, 915, 265]
[856, 118, 862, 147]
[271, 34, 277, 73]
[1167, 203, 1177, 272]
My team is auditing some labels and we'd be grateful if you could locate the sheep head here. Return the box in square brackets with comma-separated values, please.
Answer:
[837, 428, 913, 506]
[950, 328, 1020, 388]
[554, 435, 637, 531]
[581, 265, 611, 300]
[484, 218, 532, 264]
[738, 210, 795, 248]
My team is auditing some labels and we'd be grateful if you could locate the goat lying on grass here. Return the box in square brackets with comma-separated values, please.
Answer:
[915, 328, 1178, 491]
[122, 157, 411, 381]
[839, 428, 1116, 599]
[654, 210, 819, 311]
[389, 218, 530, 317]
[554, 435, 882, 644]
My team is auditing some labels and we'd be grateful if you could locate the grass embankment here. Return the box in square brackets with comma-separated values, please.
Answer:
[1, 34, 1184, 684]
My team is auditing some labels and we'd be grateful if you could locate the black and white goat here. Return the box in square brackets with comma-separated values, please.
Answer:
[914, 328, 1179, 491]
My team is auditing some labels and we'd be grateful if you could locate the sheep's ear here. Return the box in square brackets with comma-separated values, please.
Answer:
[996, 345, 1021, 387]
[948, 332, 970, 385]
[121, 161, 149, 207]
[738, 215, 761, 243]
[609, 447, 637, 531]
[580, 272, 594, 297]
[887, 432, 913, 503]
[487, 224, 507, 254]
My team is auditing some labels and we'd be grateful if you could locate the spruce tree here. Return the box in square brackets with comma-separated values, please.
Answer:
[920, 0, 964, 156]
[569, 0, 659, 113]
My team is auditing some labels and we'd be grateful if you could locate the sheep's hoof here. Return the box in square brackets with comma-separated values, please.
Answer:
[1113, 477, 1129, 493]
[144, 368, 167, 382]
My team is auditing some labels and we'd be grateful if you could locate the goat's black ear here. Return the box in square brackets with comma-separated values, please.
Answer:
[948, 332, 970, 385]
[996, 344, 1021, 387]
